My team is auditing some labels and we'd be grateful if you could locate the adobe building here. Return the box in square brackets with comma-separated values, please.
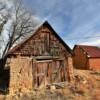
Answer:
[5, 21, 74, 94]
[73, 45, 100, 71]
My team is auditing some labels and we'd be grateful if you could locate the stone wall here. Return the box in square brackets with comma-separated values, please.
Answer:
[9, 56, 33, 94]
[8, 56, 74, 94]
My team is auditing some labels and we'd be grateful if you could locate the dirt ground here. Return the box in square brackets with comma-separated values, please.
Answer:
[0, 69, 100, 100]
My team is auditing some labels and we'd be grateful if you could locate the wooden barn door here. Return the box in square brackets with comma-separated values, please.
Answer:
[32, 59, 67, 88]
[32, 60, 52, 88]
[51, 60, 66, 83]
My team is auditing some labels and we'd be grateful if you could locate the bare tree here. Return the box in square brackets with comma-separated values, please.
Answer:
[0, 2, 8, 34]
[0, 20, 7, 34]
[1, 0, 40, 58]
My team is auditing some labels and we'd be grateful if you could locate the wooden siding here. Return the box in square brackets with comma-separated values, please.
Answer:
[73, 46, 88, 69]
[10, 25, 70, 57]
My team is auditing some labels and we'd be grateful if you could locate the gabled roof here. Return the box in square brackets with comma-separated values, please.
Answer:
[74, 45, 100, 58]
[8, 21, 73, 55]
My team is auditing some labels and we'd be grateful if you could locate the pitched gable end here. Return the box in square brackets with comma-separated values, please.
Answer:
[8, 21, 73, 56]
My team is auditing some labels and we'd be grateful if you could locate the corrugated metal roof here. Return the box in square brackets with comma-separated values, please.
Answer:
[76, 45, 100, 58]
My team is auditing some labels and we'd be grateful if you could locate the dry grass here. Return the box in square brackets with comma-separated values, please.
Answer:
[0, 69, 100, 100]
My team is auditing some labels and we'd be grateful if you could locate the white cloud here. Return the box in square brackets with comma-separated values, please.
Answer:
[62, 0, 100, 47]
[80, 39, 100, 46]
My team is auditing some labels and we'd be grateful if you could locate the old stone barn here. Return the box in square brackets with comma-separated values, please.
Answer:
[4, 21, 73, 94]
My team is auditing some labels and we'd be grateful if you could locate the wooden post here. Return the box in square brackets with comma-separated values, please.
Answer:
[67, 57, 74, 82]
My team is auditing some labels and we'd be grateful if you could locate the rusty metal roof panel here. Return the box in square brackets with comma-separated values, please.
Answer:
[76, 45, 100, 58]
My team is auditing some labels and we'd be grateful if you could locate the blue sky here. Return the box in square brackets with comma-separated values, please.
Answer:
[0, 0, 100, 49]
[23, 0, 100, 48]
